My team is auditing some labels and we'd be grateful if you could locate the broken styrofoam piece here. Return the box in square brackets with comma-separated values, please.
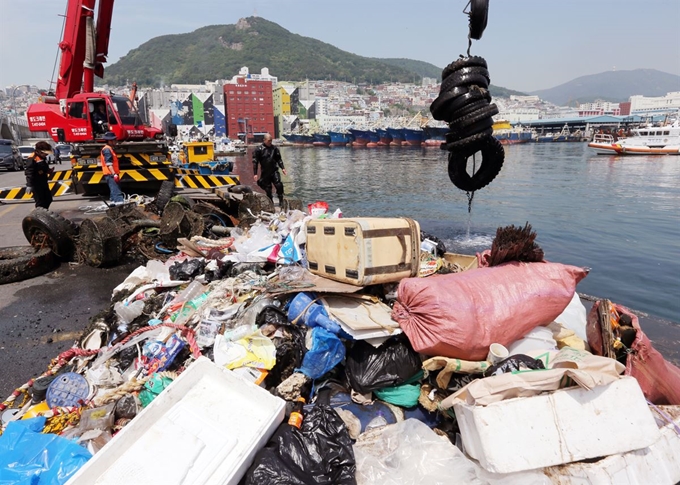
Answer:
[66, 357, 286, 485]
[454, 377, 661, 474]
[541, 405, 680, 485]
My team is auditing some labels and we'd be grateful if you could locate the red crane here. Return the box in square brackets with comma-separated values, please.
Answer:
[27, 0, 163, 144]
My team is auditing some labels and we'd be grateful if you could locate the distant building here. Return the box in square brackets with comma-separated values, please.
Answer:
[422, 77, 438, 87]
[510, 95, 540, 103]
[237, 66, 278, 87]
[498, 107, 540, 122]
[223, 76, 274, 142]
[629, 91, 680, 115]
[273, 84, 295, 137]
[578, 101, 621, 117]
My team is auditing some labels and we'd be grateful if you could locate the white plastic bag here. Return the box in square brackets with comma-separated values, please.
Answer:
[553, 292, 588, 342]
[354, 419, 550, 485]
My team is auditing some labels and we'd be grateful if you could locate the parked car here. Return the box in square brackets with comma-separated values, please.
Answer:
[55, 144, 72, 165]
[0, 139, 23, 171]
[18, 146, 34, 168]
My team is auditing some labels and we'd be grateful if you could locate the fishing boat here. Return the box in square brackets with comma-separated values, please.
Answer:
[328, 131, 351, 147]
[375, 128, 393, 147]
[312, 133, 331, 147]
[348, 129, 372, 146]
[423, 126, 448, 146]
[283, 134, 315, 146]
[588, 121, 680, 155]
[492, 120, 532, 145]
[401, 128, 424, 147]
[387, 128, 405, 146]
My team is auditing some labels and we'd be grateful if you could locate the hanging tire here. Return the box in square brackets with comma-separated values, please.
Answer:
[155, 180, 175, 214]
[442, 127, 494, 151]
[0, 246, 56, 285]
[441, 66, 490, 93]
[449, 103, 498, 130]
[468, 0, 489, 40]
[442, 56, 488, 80]
[22, 208, 78, 261]
[448, 136, 505, 192]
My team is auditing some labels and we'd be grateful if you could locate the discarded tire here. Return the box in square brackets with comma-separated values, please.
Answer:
[468, 0, 489, 40]
[159, 202, 205, 248]
[448, 136, 504, 192]
[238, 193, 275, 228]
[155, 180, 175, 213]
[431, 52, 504, 192]
[0, 246, 56, 285]
[22, 208, 78, 261]
[78, 217, 122, 268]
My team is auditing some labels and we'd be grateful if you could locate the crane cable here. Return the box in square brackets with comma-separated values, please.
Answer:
[49, 2, 69, 92]
[430, 0, 504, 207]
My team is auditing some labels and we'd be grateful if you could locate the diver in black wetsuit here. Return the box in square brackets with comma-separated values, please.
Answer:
[253, 133, 287, 206]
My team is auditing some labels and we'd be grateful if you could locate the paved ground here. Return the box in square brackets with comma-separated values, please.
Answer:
[0, 165, 138, 398]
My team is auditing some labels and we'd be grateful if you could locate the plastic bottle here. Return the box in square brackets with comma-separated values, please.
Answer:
[172, 281, 206, 305]
[365, 412, 388, 431]
[288, 397, 306, 429]
[222, 323, 258, 342]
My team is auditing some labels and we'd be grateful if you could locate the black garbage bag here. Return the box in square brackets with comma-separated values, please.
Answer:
[243, 404, 356, 485]
[483, 354, 545, 377]
[345, 335, 422, 394]
[264, 325, 307, 389]
[169, 258, 206, 280]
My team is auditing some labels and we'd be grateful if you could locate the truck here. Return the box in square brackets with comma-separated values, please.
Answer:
[25, 0, 178, 195]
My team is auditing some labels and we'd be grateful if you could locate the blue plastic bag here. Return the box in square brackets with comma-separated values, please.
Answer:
[296, 327, 345, 379]
[0, 417, 91, 485]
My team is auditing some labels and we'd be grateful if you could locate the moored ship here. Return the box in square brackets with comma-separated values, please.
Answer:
[328, 131, 352, 147]
[375, 128, 393, 146]
[423, 126, 448, 146]
[401, 128, 424, 147]
[312, 133, 331, 147]
[387, 127, 405, 146]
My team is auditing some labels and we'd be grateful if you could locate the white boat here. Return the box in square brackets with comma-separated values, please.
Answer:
[588, 121, 680, 155]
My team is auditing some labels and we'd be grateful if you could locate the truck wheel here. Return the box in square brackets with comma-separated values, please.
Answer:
[0, 246, 56, 285]
[448, 136, 505, 192]
[78, 217, 122, 268]
[155, 181, 175, 213]
[22, 208, 78, 261]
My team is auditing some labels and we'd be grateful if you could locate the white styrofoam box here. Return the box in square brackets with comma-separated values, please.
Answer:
[454, 376, 661, 474]
[67, 357, 286, 485]
[542, 405, 680, 485]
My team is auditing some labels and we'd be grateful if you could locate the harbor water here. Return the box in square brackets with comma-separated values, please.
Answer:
[236, 143, 680, 324]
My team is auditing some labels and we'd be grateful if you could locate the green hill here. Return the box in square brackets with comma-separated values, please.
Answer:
[374, 58, 442, 80]
[105, 17, 421, 86]
[104, 17, 526, 97]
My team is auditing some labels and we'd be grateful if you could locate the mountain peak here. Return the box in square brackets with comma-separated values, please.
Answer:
[531, 68, 680, 105]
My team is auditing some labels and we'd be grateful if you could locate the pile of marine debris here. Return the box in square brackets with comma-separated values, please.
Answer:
[2, 201, 680, 485]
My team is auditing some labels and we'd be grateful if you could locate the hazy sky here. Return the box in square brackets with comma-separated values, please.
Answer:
[1, 0, 679, 92]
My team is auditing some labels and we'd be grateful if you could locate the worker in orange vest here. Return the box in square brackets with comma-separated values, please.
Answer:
[101, 132, 124, 204]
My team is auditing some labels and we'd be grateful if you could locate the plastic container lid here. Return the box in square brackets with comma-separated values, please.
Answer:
[46, 372, 90, 407]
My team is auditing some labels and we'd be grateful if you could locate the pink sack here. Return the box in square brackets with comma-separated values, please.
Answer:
[392, 262, 588, 360]
[586, 301, 680, 405]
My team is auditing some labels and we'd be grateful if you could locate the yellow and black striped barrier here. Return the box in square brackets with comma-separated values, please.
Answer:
[75, 168, 174, 185]
[0, 180, 72, 201]
[50, 170, 73, 181]
[174, 173, 240, 189]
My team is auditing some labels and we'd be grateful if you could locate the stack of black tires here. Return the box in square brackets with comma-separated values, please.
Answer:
[431, 56, 504, 192]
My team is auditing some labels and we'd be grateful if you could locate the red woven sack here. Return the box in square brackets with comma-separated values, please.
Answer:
[586, 301, 680, 405]
[392, 261, 587, 360]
